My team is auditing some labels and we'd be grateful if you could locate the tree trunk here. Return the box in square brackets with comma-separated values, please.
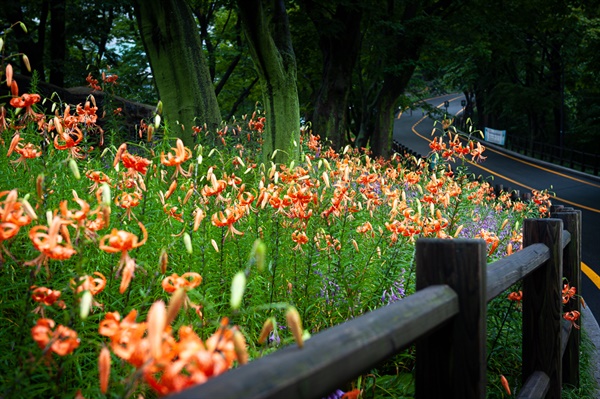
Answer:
[303, 1, 362, 151]
[371, 67, 415, 158]
[50, 0, 66, 87]
[133, 0, 221, 146]
[368, 1, 423, 158]
[237, 0, 300, 164]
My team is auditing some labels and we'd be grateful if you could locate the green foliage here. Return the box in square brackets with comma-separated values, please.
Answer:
[0, 79, 564, 397]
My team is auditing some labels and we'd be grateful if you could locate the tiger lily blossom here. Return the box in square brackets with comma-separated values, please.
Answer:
[25, 216, 76, 275]
[161, 138, 192, 177]
[99, 222, 147, 293]
[31, 318, 80, 357]
[162, 272, 203, 293]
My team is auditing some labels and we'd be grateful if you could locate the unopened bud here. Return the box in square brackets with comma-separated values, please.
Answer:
[193, 208, 205, 231]
[250, 239, 266, 272]
[454, 225, 464, 238]
[258, 317, 275, 345]
[80, 290, 93, 319]
[233, 329, 249, 365]
[147, 125, 154, 142]
[21, 198, 37, 220]
[22, 54, 31, 72]
[101, 183, 111, 205]
[5, 64, 12, 87]
[99, 346, 111, 394]
[230, 271, 246, 310]
[154, 114, 161, 129]
[286, 306, 304, 348]
[10, 80, 18, 96]
[147, 300, 166, 359]
[183, 233, 192, 254]
[68, 159, 80, 179]
[159, 249, 168, 274]
[166, 288, 187, 325]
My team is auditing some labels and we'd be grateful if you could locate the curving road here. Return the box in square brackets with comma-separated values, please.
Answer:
[393, 93, 600, 321]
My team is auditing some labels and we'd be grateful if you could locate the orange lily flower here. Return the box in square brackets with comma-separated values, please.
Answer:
[25, 216, 76, 275]
[99, 221, 147, 259]
[7, 134, 42, 166]
[162, 273, 203, 293]
[76, 101, 99, 126]
[115, 191, 142, 220]
[211, 205, 245, 236]
[10, 92, 41, 118]
[71, 272, 107, 296]
[0, 190, 32, 239]
[563, 310, 581, 329]
[161, 138, 192, 177]
[562, 283, 576, 304]
[201, 177, 227, 198]
[85, 170, 111, 193]
[99, 221, 147, 293]
[507, 291, 522, 302]
[59, 193, 91, 229]
[31, 286, 66, 315]
[120, 151, 152, 175]
[291, 230, 308, 251]
[99, 309, 148, 365]
[31, 318, 80, 356]
[54, 126, 84, 159]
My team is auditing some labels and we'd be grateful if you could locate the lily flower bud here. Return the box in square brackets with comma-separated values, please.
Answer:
[230, 271, 246, 310]
[258, 317, 275, 345]
[286, 306, 304, 348]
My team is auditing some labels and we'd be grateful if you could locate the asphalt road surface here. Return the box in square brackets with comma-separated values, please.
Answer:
[393, 93, 600, 322]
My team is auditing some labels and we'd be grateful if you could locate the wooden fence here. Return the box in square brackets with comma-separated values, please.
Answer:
[168, 207, 581, 399]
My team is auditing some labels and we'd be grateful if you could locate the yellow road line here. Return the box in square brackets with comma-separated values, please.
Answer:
[405, 100, 600, 288]
[583, 262, 600, 289]
[483, 143, 600, 189]
[408, 100, 600, 214]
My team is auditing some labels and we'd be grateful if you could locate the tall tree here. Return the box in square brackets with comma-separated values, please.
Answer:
[353, 0, 453, 157]
[133, 0, 222, 146]
[236, 0, 300, 164]
[301, 0, 362, 151]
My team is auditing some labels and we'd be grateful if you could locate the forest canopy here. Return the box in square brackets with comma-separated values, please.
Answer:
[2, 0, 600, 160]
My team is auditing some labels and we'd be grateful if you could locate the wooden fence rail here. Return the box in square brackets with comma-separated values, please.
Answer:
[168, 208, 581, 399]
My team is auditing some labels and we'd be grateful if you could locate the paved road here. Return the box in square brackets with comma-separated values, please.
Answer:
[393, 93, 600, 321]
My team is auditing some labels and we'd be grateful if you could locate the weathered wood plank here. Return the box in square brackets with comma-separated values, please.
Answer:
[167, 285, 458, 399]
[561, 317, 572, 357]
[517, 371, 550, 399]
[416, 239, 487, 399]
[486, 243, 550, 302]
[522, 219, 563, 399]
[552, 210, 581, 386]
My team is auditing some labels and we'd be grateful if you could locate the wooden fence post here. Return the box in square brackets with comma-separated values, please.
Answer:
[416, 238, 487, 399]
[522, 219, 563, 399]
[551, 209, 582, 387]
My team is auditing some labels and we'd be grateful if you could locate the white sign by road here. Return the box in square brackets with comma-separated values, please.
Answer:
[484, 127, 506, 146]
